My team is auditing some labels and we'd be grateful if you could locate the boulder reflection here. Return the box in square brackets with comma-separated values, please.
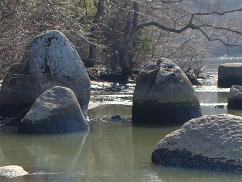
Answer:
[0, 131, 89, 173]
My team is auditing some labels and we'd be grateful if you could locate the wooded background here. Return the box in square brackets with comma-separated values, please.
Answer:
[1, 0, 242, 81]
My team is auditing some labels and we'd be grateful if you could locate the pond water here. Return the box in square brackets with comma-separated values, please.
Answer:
[1, 57, 242, 181]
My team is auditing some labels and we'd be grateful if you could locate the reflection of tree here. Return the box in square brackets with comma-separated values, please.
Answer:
[0, 132, 88, 173]
[83, 122, 134, 182]
[0, 122, 135, 181]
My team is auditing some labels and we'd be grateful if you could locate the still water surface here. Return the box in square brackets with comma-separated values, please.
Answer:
[1, 58, 242, 181]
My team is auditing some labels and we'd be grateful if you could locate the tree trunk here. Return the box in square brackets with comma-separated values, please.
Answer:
[85, 0, 105, 67]
[118, 2, 139, 83]
[119, 46, 130, 83]
[86, 26, 97, 67]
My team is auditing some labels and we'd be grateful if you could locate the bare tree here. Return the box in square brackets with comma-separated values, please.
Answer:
[85, 0, 105, 67]
[1, 0, 242, 83]
[93, 0, 242, 82]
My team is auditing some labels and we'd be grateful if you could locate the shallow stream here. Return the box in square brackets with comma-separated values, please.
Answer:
[1, 57, 242, 182]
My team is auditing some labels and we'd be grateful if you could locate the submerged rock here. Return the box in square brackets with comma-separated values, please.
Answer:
[152, 114, 242, 172]
[0, 165, 28, 178]
[218, 63, 242, 88]
[111, 115, 122, 122]
[0, 30, 90, 118]
[228, 85, 242, 110]
[19, 86, 89, 134]
[132, 59, 201, 125]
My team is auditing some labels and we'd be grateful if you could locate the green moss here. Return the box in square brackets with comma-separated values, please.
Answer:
[86, 0, 96, 16]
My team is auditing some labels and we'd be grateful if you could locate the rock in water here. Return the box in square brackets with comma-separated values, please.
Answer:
[132, 59, 201, 125]
[19, 86, 89, 134]
[0, 165, 28, 178]
[152, 114, 242, 172]
[228, 85, 242, 110]
[218, 63, 242, 88]
[0, 30, 90, 118]
[111, 115, 122, 122]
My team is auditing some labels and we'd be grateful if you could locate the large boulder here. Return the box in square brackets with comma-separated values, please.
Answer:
[228, 85, 242, 110]
[218, 63, 242, 88]
[0, 30, 90, 118]
[152, 114, 242, 172]
[0, 165, 28, 178]
[132, 59, 201, 125]
[19, 86, 89, 134]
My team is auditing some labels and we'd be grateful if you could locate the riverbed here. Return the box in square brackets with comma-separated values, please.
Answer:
[1, 57, 242, 181]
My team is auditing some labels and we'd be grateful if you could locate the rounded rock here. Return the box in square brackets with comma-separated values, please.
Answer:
[132, 59, 201, 125]
[218, 63, 242, 88]
[228, 85, 242, 110]
[152, 114, 242, 172]
[19, 86, 89, 134]
[0, 165, 28, 178]
[0, 30, 90, 118]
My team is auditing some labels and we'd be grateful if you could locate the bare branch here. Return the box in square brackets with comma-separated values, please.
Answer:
[137, 5, 242, 47]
